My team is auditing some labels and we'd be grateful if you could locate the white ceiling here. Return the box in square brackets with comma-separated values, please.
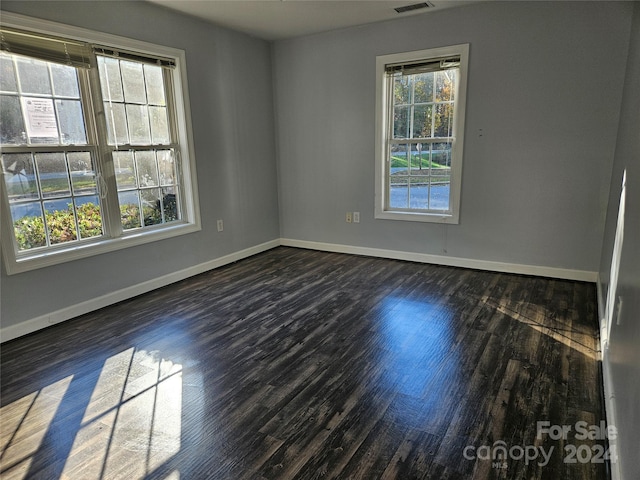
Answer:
[147, 0, 478, 41]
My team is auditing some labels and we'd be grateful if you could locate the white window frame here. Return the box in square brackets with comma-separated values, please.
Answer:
[1, 12, 201, 275]
[375, 44, 469, 224]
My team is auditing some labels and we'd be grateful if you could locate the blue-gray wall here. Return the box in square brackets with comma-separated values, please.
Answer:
[0, 1, 280, 329]
[273, 1, 632, 272]
[598, 2, 640, 479]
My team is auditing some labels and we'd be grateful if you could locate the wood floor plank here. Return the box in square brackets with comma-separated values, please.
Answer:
[0, 247, 608, 479]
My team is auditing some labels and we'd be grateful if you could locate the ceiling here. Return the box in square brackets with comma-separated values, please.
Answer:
[146, 0, 478, 41]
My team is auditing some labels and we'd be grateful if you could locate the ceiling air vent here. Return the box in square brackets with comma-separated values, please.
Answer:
[394, 2, 435, 14]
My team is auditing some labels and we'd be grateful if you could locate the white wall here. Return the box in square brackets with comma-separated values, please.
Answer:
[598, 2, 640, 479]
[273, 1, 632, 275]
[0, 1, 280, 333]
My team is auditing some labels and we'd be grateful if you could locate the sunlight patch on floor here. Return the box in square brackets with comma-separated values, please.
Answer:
[61, 348, 182, 479]
[493, 301, 599, 360]
[0, 375, 73, 480]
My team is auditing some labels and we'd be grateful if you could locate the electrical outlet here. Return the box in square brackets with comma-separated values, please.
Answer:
[346, 212, 352, 223]
[217, 219, 224, 232]
[353, 211, 360, 223]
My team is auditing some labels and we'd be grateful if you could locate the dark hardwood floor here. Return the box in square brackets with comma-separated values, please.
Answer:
[0, 247, 608, 479]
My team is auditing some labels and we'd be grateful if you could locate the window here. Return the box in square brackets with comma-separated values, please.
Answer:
[375, 44, 469, 223]
[0, 14, 200, 274]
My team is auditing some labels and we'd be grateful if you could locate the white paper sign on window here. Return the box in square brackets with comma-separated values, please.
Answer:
[22, 98, 58, 138]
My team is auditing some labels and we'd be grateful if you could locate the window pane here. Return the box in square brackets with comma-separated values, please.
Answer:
[56, 100, 87, 144]
[35, 153, 70, 198]
[434, 104, 453, 138]
[104, 102, 129, 145]
[44, 198, 77, 244]
[115, 149, 181, 228]
[126, 104, 151, 144]
[16, 58, 51, 95]
[4, 149, 104, 250]
[389, 176, 408, 209]
[136, 151, 159, 187]
[51, 64, 80, 97]
[393, 106, 409, 138]
[68, 152, 97, 194]
[144, 65, 166, 106]
[162, 187, 179, 222]
[149, 106, 170, 144]
[75, 196, 103, 239]
[0, 95, 26, 144]
[409, 177, 429, 209]
[393, 75, 410, 104]
[409, 144, 429, 174]
[413, 105, 432, 138]
[121, 60, 146, 104]
[157, 150, 176, 186]
[413, 73, 434, 103]
[429, 181, 450, 211]
[390, 144, 410, 173]
[11, 202, 46, 250]
[1, 54, 17, 92]
[435, 70, 456, 102]
[119, 190, 141, 230]
[432, 142, 452, 169]
[141, 188, 162, 226]
[113, 151, 136, 189]
[388, 142, 452, 212]
[2, 153, 38, 201]
[98, 56, 124, 102]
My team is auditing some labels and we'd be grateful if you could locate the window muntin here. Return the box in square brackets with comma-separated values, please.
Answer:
[113, 149, 180, 230]
[388, 66, 456, 213]
[375, 45, 468, 224]
[1, 51, 101, 252]
[0, 16, 200, 274]
[1, 53, 88, 145]
[97, 55, 181, 231]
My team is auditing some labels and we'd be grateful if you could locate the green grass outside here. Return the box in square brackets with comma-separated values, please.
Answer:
[390, 153, 450, 170]
[6, 176, 97, 198]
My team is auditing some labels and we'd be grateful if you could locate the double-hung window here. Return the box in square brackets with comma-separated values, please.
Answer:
[375, 44, 469, 223]
[0, 14, 200, 274]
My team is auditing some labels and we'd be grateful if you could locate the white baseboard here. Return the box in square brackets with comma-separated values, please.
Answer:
[600, 349, 621, 480]
[597, 273, 621, 480]
[0, 239, 280, 343]
[1, 237, 599, 343]
[280, 238, 598, 282]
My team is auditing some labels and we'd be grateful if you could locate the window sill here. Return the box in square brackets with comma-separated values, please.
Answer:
[375, 210, 459, 224]
[3, 221, 201, 275]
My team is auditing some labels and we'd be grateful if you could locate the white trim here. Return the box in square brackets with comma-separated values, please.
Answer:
[0, 239, 280, 342]
[596, 273, 621, 480]
[375, 44, 469, 224]
[5, 222, 201, 275]
[600, 348, 621, 480]
[280, 238, 598, 282]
